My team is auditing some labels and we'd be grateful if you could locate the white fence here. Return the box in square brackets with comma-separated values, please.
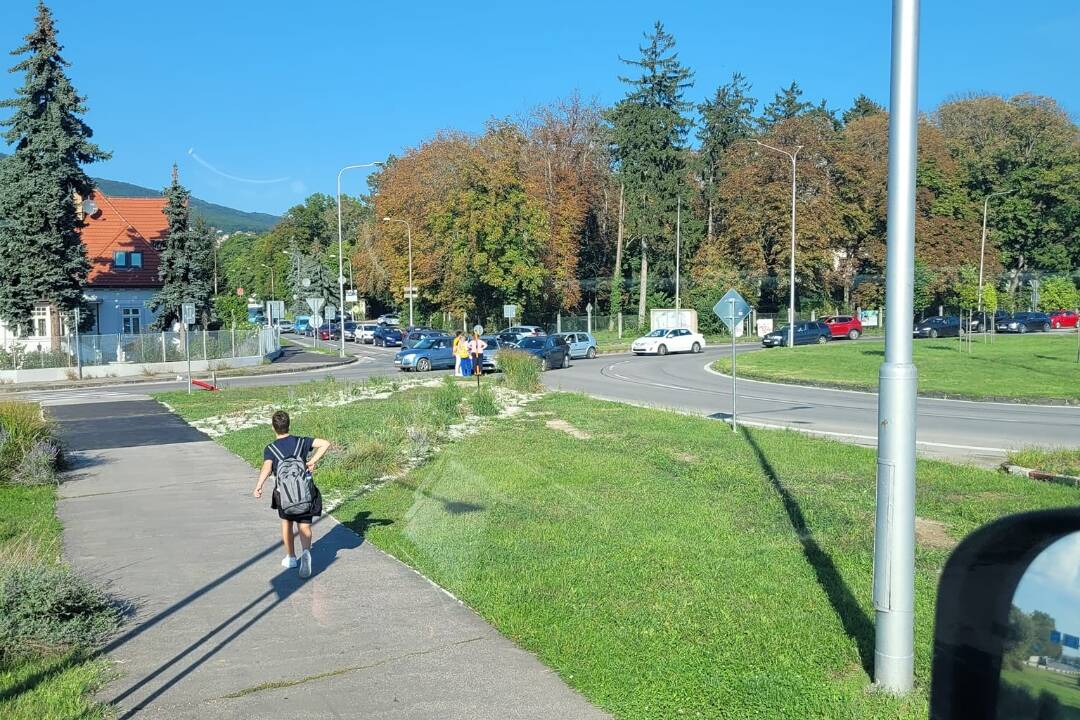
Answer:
[1, 327, 278, 383]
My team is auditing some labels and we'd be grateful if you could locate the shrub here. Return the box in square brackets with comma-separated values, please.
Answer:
[13, 439, 62, 486]
[431, 376, 464, 425]
[469, 385, 499, 417]
[497, 349, 543, 392]
[0, 563, 121, 659]
[0, 402, 61, 485]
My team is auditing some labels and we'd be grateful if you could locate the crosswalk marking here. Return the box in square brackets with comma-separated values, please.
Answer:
[15, 390, 150, 406]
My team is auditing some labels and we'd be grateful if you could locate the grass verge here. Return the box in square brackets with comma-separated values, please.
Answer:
[168, 382, 1080, 719]
[712, 334, 1080, 402]
[1007, 448, 1080, 478]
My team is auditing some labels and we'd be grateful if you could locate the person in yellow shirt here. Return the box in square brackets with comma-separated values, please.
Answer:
[452, 331, 464, 376]
[454, 330, 472, 376]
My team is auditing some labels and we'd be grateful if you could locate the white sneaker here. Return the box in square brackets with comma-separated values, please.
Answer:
[281, 555, 298, 569]
[298, 549, 312, 578]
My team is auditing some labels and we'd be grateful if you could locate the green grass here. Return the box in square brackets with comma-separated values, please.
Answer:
[168, 384, 1080, 719]
[713, 334, 1080, 402]
[0, 485, 112, 719]
[1001, 666, 1080, 718]
[1008, 448, 1080, 477]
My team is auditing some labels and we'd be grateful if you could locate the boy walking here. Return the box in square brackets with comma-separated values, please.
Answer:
[253, 411, 330, 578]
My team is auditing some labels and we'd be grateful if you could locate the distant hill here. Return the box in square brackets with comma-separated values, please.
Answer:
[0, 153, 280, 233]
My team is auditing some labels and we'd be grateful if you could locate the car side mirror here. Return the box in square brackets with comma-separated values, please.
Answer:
[931, 508, 1080, 719]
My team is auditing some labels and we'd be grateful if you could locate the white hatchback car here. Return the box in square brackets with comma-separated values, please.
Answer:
[631, 328, 706, 356]
[356, 323, 379, 344]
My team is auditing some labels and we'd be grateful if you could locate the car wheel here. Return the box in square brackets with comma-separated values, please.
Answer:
[929, 329, 938, 339]
[848, 329, 860, 340]
[817, 335, 828, 345]
[586, 347, 596, 359]
[1019, 324, 1028, 334]
[1042, 323, 1050, 332]
[1053, 321, 1061, 329]
[657, 344, 668, 356]
[691, 342, 701, 353]
[561, 353, 570, 369]
[416, 358, 431, 372]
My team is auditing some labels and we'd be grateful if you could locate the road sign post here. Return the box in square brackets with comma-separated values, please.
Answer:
[181, 303, 196, 394]
[306, 297, 325, 350]
[503, 304, 516, 329]
[586, 302, 593, 335]
[713, 289, 751, 432]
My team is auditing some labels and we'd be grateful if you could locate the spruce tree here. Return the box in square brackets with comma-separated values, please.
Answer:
[149, 166, 214, 327]
[759, 81, 813, 129]
[842, 94, 885, 125]
[697, 73, 757, 242]
[0, 1, 108, 332]
[606, 21, 694, 322]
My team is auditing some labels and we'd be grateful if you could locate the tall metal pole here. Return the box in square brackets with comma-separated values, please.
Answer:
[755, 141, 802, 348]
[873, 0, 920, 695]
[383, 217, 414, 327]
[977, 190, 1013, 316]
[337, 162, 383, 357]
[675, 195, 681, 313]
[730, 298, 737, 433]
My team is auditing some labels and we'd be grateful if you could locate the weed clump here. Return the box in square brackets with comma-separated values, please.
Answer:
[496, 349, 543, 392]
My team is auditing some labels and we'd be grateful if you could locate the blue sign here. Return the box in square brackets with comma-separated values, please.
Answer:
[1064, 633, 1079, 650]
[713, 289, 751, 332]
[1051, 630, 1063, 644]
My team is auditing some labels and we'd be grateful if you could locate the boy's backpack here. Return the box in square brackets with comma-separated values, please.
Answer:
[267, 439, 317, 516]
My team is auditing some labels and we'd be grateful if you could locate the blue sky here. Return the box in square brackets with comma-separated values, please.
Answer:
[1013, 532, 1080, 658]
[0, 1, 1076, 215]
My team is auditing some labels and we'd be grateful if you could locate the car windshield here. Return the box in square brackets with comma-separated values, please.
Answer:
[518, 338, 544, 349]
[646, 329, 667, 337]
[412, 339, 440, 350]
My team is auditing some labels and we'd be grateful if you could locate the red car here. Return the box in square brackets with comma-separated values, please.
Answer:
[822, 315, 863, 340]
[1049, 310, 1079, 329]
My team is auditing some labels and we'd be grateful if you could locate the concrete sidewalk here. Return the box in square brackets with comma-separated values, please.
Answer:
[56, 402, 608, 719]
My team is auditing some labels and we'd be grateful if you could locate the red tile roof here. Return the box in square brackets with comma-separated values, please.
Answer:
[82, 190, 167, 287]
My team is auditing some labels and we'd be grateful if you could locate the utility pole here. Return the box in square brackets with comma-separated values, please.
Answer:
[337, 162, 383, 357]
[755, 141, 802, 348]
[977, 190, 1013, 319]
[675, 195, 681, 313]
[383, 217, 414, 327]
[873, 0, 920, 695]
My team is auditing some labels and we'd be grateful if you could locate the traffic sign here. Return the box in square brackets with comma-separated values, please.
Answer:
[503, 304, 517, 319]
[265, 300, 285, 320]
[306, 297, 325, 314]
[181, 303, 196, 326]
[586, 302, 593, 314]
[473, 324, 484, 335]
[713, 289, 751, 332]
[345, 290, 358, 303]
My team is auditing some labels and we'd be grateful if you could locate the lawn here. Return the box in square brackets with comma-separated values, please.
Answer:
[713, 334, 1080, 402]
[1008, 448, 1080, 478]
[164, 379, 1080, 719]
[0, 484, 113, 720]
[1001, 666, 1080, 719]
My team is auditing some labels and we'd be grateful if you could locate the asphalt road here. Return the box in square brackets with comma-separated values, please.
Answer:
[18, 334, 1080, 464]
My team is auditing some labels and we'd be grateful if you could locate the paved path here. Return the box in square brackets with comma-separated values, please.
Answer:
[51, 395, 608, 719]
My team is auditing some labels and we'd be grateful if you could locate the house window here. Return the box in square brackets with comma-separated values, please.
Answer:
[32, 306, 48, 336]
[130, 252, 142, 268]
[121, 308, 141, 335]
[114, 251, 127, 268]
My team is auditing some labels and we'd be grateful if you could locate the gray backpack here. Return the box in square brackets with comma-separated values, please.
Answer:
[268, 438, 317, 516]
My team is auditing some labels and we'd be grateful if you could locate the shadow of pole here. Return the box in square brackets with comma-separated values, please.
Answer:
[739, 426, 876, 677]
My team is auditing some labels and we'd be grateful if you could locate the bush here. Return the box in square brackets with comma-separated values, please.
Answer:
[431, 376, 464, 425]
[469, 385, 500, 417]
[496, 349, 542, 392]
[0, 564, 121, 659]
[0, 402, 61, 485]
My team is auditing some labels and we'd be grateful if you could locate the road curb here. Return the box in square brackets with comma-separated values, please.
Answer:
[1000, 463, 1080, 487]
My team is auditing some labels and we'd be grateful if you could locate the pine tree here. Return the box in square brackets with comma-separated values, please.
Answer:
[759, 81, 813, 129]
[149, 166, 214, 327]
[0, 1, 108, 333]
[606, 21, 694, 323]
[300, 248, 338, 318]
[697, 73, 757, 242]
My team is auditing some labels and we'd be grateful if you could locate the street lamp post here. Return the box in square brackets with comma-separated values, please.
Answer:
[755, 140, 802, 348]
[260, 263, 275, 299]
[383, 217, 414, 327]
[337, 162, 383, 357]
[977, 190, 1014, 316]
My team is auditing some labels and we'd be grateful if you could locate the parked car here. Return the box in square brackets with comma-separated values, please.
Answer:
[962, 310, 1009, 332]
[373, 324, 404, 347]
[555, 332, 598, 359]
[631, 328, 706, 356]
[355, 323, 379, 343]
[1049, 310, 1079, 329]
[996, 311, 1051, 334]
[394, 336, 454, 372]
[340, 321, 359, 341]
[914, 316, 962, 338]
[762, 322, 831, 347]
[403, 329, 447, 348]
[515, 334, 571, 370]
[479, 336, 506, 372]
[316, 324, 340, 341]
[377, 313, 400, 326]
[505, 325, 546, 339]
[822, 315, 863, 340]
[274, 319, 295, 333]
[294, 316, 312, 335]
[495, 332, 522, 346]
